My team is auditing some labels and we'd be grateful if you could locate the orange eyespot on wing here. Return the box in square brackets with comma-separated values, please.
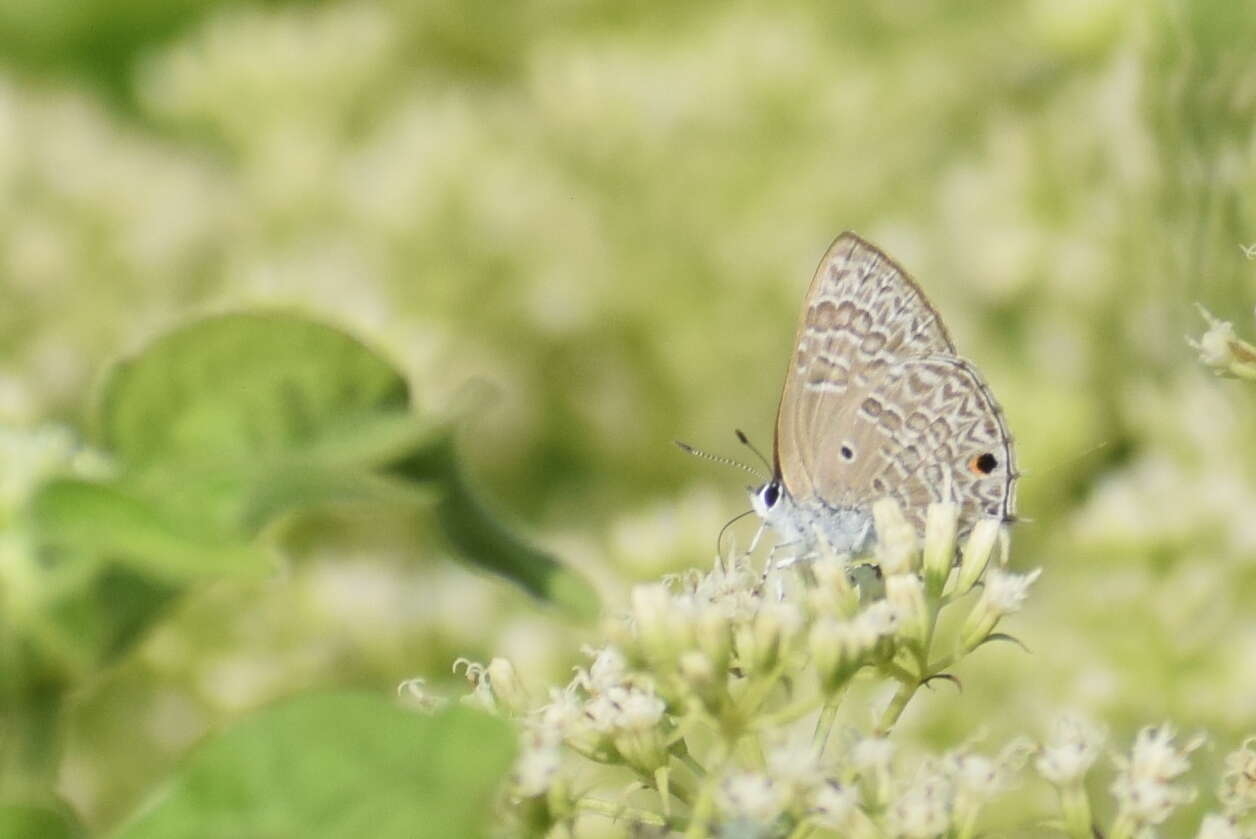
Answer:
[969, 452, 998, 475]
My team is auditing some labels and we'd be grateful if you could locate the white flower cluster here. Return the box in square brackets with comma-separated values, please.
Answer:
[431, 493, 1256, 838]
[442, 500, 1056, 836]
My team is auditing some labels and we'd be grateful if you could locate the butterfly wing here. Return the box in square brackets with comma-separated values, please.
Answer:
[839, 355, 1017, 535]
[774, 232, 956, 501]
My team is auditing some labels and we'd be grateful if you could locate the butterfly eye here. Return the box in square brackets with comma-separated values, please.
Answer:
[969, 452, 998, 474]
[763, 482, 781, 508]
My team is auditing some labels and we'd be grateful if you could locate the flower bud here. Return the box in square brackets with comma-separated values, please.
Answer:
[487, 657, 531, 715]
[954, 518, 1001, 594]
[885, 574, 930, 651]
[808, 554, 858, 618]
[745, 601, 802, 675]
[630, 584, 693, 665]
[873, 497, 918, 575]
[809, 618, 867, 694]
[921, 501, 959, 596]
[695, 603, 732, 672]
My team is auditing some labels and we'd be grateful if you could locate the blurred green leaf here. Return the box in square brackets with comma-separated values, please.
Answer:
[97, 312, 410, 470]
[396, 434, 600, 622]
[110, 696, 515, 839]
[0, 802, 84, 839]
[88, 311, 598, 616]
[29, 478, 267, 581]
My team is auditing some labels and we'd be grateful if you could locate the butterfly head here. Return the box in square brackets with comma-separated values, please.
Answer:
[749, 478, 786, 526]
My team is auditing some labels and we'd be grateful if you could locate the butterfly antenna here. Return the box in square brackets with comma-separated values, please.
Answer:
[674, 440, 765, 480]
[734, 429, 773, 474]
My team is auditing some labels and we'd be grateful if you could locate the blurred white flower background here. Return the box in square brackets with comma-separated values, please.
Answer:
[1, 0, 1255, 833]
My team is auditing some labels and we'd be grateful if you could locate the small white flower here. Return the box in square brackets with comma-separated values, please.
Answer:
[587, 646, 628, 692]
[765, 742, 823, 801]
[982, 568, 1042, 615]
[856, 600, 901, 639]
[960, 567, 1041, 650]
[873, 497, 919, 575]
[616, 688, 665, 732]
[885, 573, 929, 649]
[852, 735, 896, 774]
[718, 771, 789, 824]
[1196, 814, 1242, 839]
[810, 780, 859, 830]
[513, 731, 562, 798]
[1036, 715, 1107, 786]
[950, 753, 999, 801]
[632, 583, 691, 664]
[1219, 736, 1256, 815]
[890, 762, 954, 838]
[1111, 725, 1202, 828]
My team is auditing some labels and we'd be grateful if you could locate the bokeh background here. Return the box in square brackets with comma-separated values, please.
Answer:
[2, 0, 1255, 832]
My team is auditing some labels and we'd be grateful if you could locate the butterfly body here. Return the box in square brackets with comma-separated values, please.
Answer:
[752, 232, 1017, 558]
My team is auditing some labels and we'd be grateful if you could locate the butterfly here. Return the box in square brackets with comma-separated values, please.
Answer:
[749, 232, 1017, 558]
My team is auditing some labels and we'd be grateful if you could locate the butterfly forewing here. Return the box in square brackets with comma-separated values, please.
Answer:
[773, 231, 1016, 538]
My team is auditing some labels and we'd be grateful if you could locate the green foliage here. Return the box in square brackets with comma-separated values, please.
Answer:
[110, 697, 514, 839]
[0, 803, 84, 839]
[0, 312, 592, 833]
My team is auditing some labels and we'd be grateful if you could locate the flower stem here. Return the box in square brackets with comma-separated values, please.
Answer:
[575, 797, 667, 827]
[875, 680, 918, 735]
[813, 686, 848, 757]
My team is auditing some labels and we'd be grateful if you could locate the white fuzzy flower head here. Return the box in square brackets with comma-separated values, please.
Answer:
[586, 645, 628, 692]
[615, 688, 666, 732]
[856, 599, 901, 639]
[1037, 715, 1107, 786]
[513, 731, 562, 798]
[1219, 736, 1256, 816]
[852, 733, 897, 802]
[809, 780, 859, 831]
[1111, 724, 1202, 827]
[852, 734, 896, 775]
[718, 771, 789, 826]
[890, 762, 955, 838]
[950, 753, 1000, 802]
[1196, 814, 1243, 839]
[982, 567, 1042, 615]
[765, 742, 823, 802]
[961, 567, 1041, 651]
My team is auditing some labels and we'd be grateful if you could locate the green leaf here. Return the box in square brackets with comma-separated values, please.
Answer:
[111, 695, 516, 839]
[97, 312, 410, 470]
[28, 478, 267, 581]
[395, 434, 600, 621]
[0, 803, 84, 839]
